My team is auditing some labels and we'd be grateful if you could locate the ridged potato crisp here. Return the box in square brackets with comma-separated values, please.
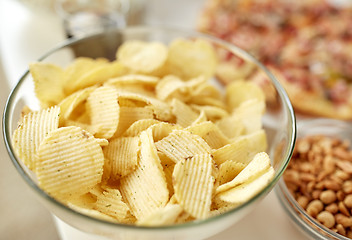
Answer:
[13, 38, 274, 226]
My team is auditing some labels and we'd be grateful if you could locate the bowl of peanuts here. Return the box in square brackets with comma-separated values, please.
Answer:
[277, 118, 352, 239]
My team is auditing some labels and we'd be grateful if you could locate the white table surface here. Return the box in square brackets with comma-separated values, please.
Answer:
[0, 0, 309, 239]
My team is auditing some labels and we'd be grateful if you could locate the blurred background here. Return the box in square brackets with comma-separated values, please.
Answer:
[0, 0, 316, 239]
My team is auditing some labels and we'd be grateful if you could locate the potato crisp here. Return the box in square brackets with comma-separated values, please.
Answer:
[12, 38, 275, 226]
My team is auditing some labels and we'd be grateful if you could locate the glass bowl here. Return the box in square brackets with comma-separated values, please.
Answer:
[2, 26, 296, 240]
[276, 118, 352, 240]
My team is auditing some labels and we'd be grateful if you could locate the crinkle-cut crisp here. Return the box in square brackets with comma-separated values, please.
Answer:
[107, 74, 159, 87]
[113, 106, 154, 137]
[148, 122, 182, 142]
[216, 152, 272, 194]
[67, 202, 119, 223]
[94, 138, 109, 147]
[116, 90, 172, 122]
[217, 160, 246, 186]
[30, 63, 66, 108]
[190, 104, 229, 122]
[68, 193, 96, 209]
[217, 167, 274, 204]
[144, 96, 172, 121]
[120, 129, 169, 220]
[155, 75, 207, 102]
[166, 38, 218, 80]
[192, 110, 208, 126]
[159, 152, 176, 197]
[171, 98, 200, 128]
[189, 95, 226, 109]
[12, 106, 60, 170]
[65, 60, 127, 94]
[63, 119, 100, 136]
[233, 99, 265, 134]
[94, 188, 130, 221]
[103, 136, 140, 179]
[212, 129, 267, 165]
[36, 126, 104, 201]
[215, 115, 245, 139]
[225, 80, 265, 111]
[173, 154, 215, 219]
[191, 80, 222, 100]
[186, 121, 230, 149]
[155, 129, 212, 163]
[63, 57, 108, 94]
[210, 199, 238, 217]
[122, 119, 160, 137]
[155, 75, 186, 101]
[117, 40, 168, 74]
[86, 86, 119, 139]
[58, 86, 96, 125]
[137, 204, 183, 226]
[13, 38, 277, 226]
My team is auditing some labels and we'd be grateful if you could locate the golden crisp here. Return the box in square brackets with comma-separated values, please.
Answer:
[13, 38, 276, 226]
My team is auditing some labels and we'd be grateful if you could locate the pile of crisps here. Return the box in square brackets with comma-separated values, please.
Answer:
[12, 38, 275, 226]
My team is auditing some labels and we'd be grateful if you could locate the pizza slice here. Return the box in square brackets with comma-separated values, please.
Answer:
[198, 0, 352, 120]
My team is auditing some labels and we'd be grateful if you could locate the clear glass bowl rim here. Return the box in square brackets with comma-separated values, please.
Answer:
[2, 25, 296, 231]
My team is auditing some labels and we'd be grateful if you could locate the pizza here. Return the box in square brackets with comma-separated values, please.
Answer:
[198, 0, 352, 120]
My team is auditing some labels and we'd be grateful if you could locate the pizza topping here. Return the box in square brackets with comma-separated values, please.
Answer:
[329, 80, 350, 105]
[199, 0, 352, 117]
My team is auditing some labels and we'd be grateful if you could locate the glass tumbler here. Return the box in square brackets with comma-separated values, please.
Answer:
[55, 0, 130, 38]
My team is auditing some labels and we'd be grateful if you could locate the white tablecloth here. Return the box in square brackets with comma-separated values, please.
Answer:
[0, 0, 309, 239]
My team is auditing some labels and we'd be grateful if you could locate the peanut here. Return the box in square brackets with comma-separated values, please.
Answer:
[283, 135, 352, 238]
[316, 171, 327, 182]
[334, 147, 351, 160]
[330, 174, 343, 185]
[297, 139, 310, 153]
[344, 194, 352, 209]
[324, 180, 341, 191]
[297, 195, 309, 209]
[300, 173, 315, 182]
[343, 181, 352, 194]
[300, 162, 313, 173]
[320, 190, 336, 205]
[337, 161, 352, 174]
[315, 181, 325, 190]
[335, 170, 350, 181]
[335, 214, 352, 228]
[307, 181, 315, 193]
[337, 190, 345, 202]
[317, 211, 335, 228]
[339, 201, 350, 216]
[336, 223, 347, 236]
[320, 139, 333, 154]
[283, 170, 299, 184]
[306, 200, 323, 217]
[323, 155, 335, 174]
[325, 203, 338, 214]
[341, 139, 351, 149]
[312, 190, 322, 200]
